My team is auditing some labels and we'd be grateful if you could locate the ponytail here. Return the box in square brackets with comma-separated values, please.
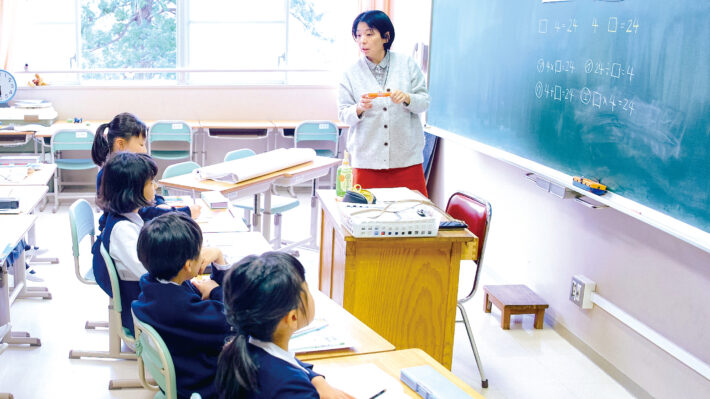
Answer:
[216, 331, 258, 399]
[215, 252, 308, 398]
[91, 123, 111, 166]
[90, 113, 147, 167]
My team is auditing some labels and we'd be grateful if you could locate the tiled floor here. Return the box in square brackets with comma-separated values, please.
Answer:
[0, 191, 634, 398]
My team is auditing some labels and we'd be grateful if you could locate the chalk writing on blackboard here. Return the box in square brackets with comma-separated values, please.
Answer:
[540, 17, 639, 34]
[535, 82, 635, 116]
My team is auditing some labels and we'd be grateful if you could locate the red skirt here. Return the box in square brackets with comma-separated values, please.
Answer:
[353, 164, 428, 197]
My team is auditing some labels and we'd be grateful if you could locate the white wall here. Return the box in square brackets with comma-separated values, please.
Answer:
[15, 85, 338, 121]
[429, 138, 710, 399]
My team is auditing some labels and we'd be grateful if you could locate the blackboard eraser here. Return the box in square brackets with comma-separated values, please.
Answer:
[573, 177, 607, 195]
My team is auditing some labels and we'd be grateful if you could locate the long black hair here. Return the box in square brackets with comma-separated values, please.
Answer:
[352, 10, 395, 50]
[216, 252, 308, 399]
[91, 112, 147, 166]
[97, 152, 157, 214]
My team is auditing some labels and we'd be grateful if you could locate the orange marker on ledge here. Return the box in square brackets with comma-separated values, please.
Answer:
[366, 92, 391, 98]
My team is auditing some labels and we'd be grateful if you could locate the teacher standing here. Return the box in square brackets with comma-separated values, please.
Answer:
[338, 10, 431, 196]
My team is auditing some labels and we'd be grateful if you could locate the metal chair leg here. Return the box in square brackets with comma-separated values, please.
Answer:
[457, 302, 488, 388]
[273, 213, 282, 249]
[53, 172, 59, 213]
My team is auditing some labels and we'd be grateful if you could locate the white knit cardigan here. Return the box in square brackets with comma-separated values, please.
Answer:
[338, 51, 430, 169]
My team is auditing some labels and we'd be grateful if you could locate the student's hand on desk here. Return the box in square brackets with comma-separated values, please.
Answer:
[356, 94, 374, 117]
[192, 278, 219, 300]
[311, 377, 355, 399]
[156, 204, 172, 210]
[199, 247, 226, 272]
[189, 204, 202, 219]
[390, 90, 411, 106]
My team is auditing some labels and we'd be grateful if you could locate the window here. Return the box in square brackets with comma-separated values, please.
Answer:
[11, 0, 359, 85]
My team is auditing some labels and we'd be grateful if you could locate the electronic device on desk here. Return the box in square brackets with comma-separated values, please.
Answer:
[337, 201, 441, 238]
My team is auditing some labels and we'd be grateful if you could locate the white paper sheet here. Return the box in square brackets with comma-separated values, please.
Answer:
[202, 232, 272, 264]
[314, 364, 409, 399]
[193, 148, 316, 183]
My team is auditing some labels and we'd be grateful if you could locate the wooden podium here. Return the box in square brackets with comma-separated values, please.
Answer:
[317, 190, 477, 368]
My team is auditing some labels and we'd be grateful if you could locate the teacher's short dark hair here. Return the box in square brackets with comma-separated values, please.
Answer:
[352, 10, 395, 51]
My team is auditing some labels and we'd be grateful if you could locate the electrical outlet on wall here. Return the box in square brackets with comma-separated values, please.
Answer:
[569, 275, 596, 309]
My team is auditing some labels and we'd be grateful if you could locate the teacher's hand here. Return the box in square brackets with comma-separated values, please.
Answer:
[356, 94, 374, 117]
[390, 90, 411, 105]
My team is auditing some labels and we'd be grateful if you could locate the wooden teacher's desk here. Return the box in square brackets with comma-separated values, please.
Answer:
[317, 190, 477, 368]
[311, 349, 483, 398]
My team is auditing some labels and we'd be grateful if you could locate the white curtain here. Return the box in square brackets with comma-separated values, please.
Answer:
[0, 0, 20, 70]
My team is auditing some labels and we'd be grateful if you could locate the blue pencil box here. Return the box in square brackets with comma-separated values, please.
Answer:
[400, 365, 472, 399]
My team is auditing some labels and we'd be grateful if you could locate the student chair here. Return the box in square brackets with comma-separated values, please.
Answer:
[50, 128, 99, 212]
[293, 120, 340, 190]
[132, 311, 203, 399]
[68, 199, 108, 330]
[223, 149, 299, 249]
[68, 242, 142, 390]
[148, 121, 194, 162]
[160, 161, 201, 196]
[445, 191, 492, 389]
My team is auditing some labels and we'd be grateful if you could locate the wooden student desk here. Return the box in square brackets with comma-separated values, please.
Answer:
[199, 221, 394, 361]
[159, 156, 341, 246]
[311, 349, 483, 398]
[0, 214, 41, 347]
[298, 289, 395, 362]
[317, 190, 478, 369]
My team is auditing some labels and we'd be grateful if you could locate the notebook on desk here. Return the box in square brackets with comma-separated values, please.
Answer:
[289, 319, 353, 353]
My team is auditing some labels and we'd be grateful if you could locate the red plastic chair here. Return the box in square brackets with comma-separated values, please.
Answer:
[445, 191, 492, 388]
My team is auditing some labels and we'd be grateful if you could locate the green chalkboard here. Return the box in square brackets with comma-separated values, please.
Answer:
[428, 0, 710, 233]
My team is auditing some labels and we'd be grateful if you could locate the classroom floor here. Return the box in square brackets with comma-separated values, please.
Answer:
[0, 190, 634, 398]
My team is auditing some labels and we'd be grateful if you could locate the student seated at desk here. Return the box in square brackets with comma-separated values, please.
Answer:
[92, 152, 222, 335]
[91, 112, 200, 233]
[216, 252, 354, 399]
[132, 212, 231, 399]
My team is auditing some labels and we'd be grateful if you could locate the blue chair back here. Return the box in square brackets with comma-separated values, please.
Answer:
[162, 161, 200, 180]
[295, 121, 339, 143]
[51, 129, 95, 152]
[68, 199, 95, 258]
[224, 148, 256, 162]
[149, 121, 192, 143]
[133, 310, 179, 399]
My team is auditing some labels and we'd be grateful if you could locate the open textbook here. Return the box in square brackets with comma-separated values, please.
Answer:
[193, 148, 316, 183]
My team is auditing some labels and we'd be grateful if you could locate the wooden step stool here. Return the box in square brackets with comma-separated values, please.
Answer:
[483, 285, 549, 329]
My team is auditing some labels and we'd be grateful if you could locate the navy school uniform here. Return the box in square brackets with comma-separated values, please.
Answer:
[131, 272, 231, 399]
[240, 344, 322, 399]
